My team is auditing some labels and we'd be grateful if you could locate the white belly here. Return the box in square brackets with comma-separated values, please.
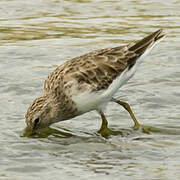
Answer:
[72, 62, 140, 114]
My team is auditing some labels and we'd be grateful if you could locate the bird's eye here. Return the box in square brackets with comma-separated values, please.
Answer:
[34, 117, 40, 125]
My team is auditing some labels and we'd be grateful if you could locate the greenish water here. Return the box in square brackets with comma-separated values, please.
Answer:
[0, 0, 180, 179]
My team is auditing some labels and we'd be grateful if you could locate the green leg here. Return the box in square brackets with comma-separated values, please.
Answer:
[97, 110, 120, 138]
[112, 98, 150, 133]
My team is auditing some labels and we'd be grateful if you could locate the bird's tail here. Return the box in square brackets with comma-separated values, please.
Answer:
[129, 29, 165, 56]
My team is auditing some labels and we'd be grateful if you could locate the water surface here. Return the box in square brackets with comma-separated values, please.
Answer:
[0, 0, 180, 179]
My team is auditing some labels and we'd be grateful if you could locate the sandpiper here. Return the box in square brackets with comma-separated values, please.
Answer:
[25, 29, 165, 136]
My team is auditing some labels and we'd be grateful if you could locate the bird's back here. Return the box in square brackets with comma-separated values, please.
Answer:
[44, 29, 164, 101]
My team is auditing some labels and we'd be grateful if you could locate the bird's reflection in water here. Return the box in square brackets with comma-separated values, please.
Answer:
[22, 126, 75, 138]
[22, 123, 180, 139]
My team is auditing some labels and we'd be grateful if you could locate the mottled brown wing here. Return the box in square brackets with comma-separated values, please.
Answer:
[65, 46, 137, 91]
[44, 29, 164, 93]
[43, 45, 136, 93]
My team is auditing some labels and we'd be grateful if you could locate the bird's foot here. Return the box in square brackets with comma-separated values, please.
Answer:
[97, 126, 121, 138]
[133, 124, 151, 134]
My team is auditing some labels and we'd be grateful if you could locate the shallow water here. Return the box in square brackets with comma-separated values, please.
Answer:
[0, 0, 180, 179]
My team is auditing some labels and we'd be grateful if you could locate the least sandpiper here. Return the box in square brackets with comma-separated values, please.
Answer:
[25, 29, 165, 135]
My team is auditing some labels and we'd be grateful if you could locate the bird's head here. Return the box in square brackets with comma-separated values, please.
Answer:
[25, 95, 59, 131]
